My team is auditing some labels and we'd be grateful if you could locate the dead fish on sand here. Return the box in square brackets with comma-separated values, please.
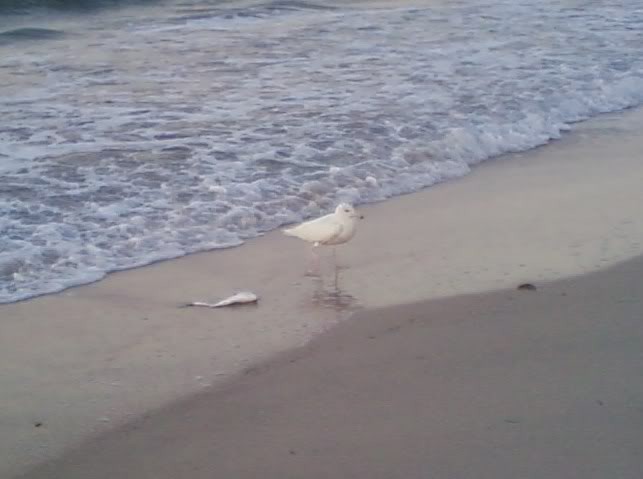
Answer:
[182, 291, 259, 308]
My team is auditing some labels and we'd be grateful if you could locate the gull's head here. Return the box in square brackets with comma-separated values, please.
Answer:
[335, 203, 360, 220]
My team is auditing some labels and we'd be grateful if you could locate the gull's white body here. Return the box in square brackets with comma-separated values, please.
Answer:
[283, 203, 361, 275]
[283, 203, 359, 246]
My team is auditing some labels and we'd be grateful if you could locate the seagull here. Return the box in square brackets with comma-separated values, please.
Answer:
[283, 203, 362, 275]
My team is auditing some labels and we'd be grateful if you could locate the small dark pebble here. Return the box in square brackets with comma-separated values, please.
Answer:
[597, 400, 604, 406]
[517, 283, 537, 291]
[243, 367, 260, 376]
[289, 449, 297, 455]
[504, 418, 521, 424]
[34, 422, 43, 428]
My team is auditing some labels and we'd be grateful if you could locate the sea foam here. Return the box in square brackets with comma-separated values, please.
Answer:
[1, 0, 642, 302]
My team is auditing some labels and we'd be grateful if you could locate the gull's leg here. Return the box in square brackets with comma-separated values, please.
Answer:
[333, 247, 348, 272]
[332, 247, 338, 283]
[305, 243, 321, 277]
[333, 257, 340, 291]
[332, 248, 348, 293]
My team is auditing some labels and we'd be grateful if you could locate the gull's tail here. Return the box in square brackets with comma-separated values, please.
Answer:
[282, 227, 297, 237]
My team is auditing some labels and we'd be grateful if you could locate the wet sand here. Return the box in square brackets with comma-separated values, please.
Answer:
[22, 257, 643, 479]
[3, 107, 643, 477]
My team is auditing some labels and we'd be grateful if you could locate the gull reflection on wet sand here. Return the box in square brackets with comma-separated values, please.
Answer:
[309, 270, 359, 312]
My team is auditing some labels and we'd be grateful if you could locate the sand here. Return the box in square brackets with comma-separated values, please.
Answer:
[21, 257, 643, 479]
[2, 107, 643, 477]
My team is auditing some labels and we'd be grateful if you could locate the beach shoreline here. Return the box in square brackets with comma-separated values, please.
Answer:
[3, 106, 643, 477]
[21, 255, 643, 478]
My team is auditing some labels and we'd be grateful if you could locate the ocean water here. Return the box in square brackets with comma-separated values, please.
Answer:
[1, 0, 642, 303]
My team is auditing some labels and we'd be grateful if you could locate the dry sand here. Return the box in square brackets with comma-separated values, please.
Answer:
[22, 256, 643, 479]
[2, 107, 643, 477]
